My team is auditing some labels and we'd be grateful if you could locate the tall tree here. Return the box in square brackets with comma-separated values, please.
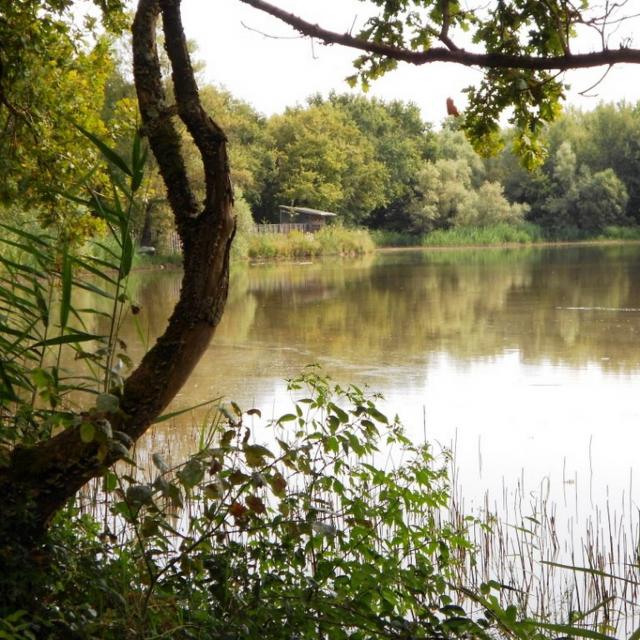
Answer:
[0, 0, 234, 550]
[259, 102, 387, 224]
[548, 104, 640, 222]
[0, 1, 125, 237]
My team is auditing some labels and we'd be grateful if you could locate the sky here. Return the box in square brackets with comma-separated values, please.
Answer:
[179, 0, 640, 125]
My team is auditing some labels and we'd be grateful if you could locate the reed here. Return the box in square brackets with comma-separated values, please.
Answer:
[247, 226, 375, 259]
[423, 223, 545, 246]
[71, 382, 640, 639]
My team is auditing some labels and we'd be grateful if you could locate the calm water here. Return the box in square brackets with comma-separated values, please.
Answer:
[122, 245, 640, 513]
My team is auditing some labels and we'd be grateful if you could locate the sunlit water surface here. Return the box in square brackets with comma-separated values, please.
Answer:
[114, 245, 640, 524]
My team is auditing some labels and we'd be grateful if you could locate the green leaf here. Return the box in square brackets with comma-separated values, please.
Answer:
[527, 621, 616, 640]
[152, 452, 170, 473]
[228, 470, 250, 485]
[80, 422, 95, 443]
[32, 332, 97, 348]
[75, 124, 133, 177]
[204, 483, 223, 499]
[96, 393, 119, 413]
[177, 459, 204, 488]
[0, 223, 50, 247]
[243, 444, 275, 468]
[119, 230, 133, 278]
[0, 360, 18, 402]
[130, 131, 147, 192]
[103, 472, 118, 492]
[59, 241, 72, 330]
[73, 256, 118, 285]
[126, 484, 153, 504]
[32, 281, 49, 325]
[328, 402, 349, 423]
[152, 398, 220, 424]
[141, 516, 159, 537]
[368, 406, 388, 424]
[540, 560, 640, 585]
[220, 429, 236, 448]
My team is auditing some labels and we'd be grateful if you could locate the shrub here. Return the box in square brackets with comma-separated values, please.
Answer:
[247, 227, 374, 259]
[18, 369, 507, 639]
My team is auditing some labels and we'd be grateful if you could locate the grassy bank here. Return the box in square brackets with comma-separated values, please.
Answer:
[246, 226, 375, 259]
[132, 223, 640, 267]
[373, 223, 640, 248]
[423, 222, 544, 246]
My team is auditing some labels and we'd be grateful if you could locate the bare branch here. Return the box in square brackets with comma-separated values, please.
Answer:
[240, 20, 304, 39]
[578, 63, 613, 96]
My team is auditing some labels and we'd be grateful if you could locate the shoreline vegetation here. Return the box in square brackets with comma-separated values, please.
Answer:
[134, 223, 640, 265]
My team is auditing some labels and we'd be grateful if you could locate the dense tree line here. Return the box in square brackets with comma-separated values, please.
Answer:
[3, 28, 640, 243]
[176, 88, 640, 238]
[492, 103, 640, 234]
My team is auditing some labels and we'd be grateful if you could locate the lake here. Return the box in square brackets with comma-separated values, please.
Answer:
[122, 244, 640, 522]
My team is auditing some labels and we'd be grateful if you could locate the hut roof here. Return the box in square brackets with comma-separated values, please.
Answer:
[279, 205, 337, 218]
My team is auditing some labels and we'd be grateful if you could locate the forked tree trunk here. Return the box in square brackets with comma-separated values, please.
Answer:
[0, 0, 234, 567]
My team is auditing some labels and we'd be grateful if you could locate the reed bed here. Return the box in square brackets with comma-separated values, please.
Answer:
[444, 457, 640, 636]
[78, 400, 640, 639]
[247, 226, 375, 259]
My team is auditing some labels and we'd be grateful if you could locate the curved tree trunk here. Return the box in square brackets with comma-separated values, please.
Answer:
[0, 0, 234, 554]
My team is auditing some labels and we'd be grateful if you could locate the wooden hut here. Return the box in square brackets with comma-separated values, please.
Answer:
[278, 206, 337, 228]
[254, 206, 337, 234]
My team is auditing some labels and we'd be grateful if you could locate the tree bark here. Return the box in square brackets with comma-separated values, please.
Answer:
[0, 0, 234, 547]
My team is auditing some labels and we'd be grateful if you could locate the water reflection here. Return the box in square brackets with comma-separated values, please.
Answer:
[125, 244, 640, 377]
[116, 245, 640, 511]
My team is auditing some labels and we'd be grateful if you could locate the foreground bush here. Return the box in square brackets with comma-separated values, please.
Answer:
[5, 369, 526, 639]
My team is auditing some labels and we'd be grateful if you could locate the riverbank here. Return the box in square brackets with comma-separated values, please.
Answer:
[132, 223, 640, 266]
[245, 223, 640, 258]
[372, 222, 640, 248]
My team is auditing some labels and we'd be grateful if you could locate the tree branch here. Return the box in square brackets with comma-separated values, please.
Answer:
[160, 0, 232, 213]
[238, 0, 640, 70]
[132, 0, 198, 245]
[438, 0, 459, 52]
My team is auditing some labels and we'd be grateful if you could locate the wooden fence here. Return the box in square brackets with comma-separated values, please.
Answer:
[253, 223, 323, 235]
[167, 231, 182, 254]
[163, 223, 323, 255]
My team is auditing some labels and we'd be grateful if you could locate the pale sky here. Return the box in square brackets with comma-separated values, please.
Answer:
[180, 0, 640, 125]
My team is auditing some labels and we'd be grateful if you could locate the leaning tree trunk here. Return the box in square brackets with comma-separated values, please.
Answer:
[0, 0, 235, 573]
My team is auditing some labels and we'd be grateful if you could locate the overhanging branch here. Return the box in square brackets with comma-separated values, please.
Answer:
[238, 0, 640, 71]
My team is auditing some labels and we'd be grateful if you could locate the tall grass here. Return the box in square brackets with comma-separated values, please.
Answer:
[422, 223, 545, 246]
[247, 226, 375, 259]
[596, 225, 640, 241]
[372, 224, 640, 248]
[370, 229, 422, 247]
[445, 456, 640, 636]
